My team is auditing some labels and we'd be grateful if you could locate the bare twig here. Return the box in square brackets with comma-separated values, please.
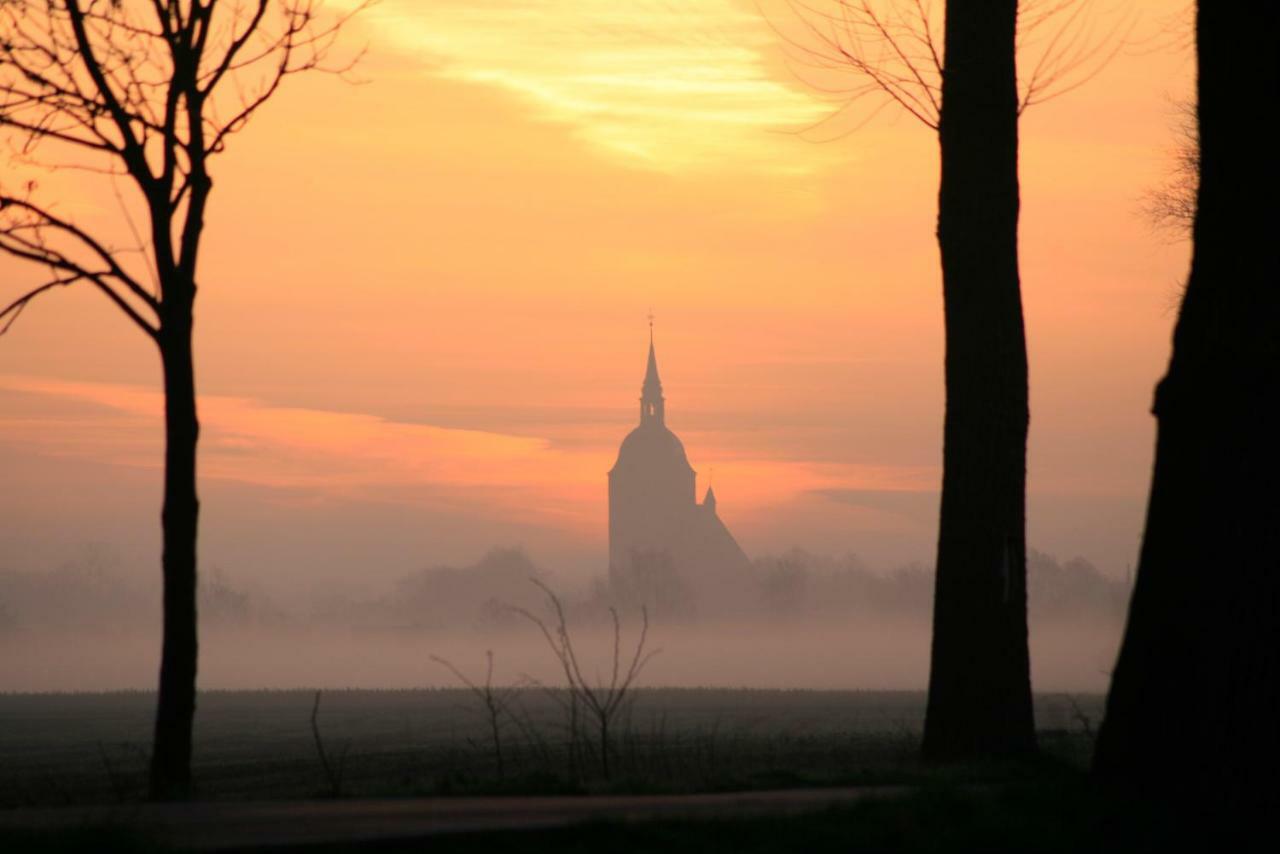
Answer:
[309, 690, 349, 798]
[1067, 695, 1096, 741]
[1142, 98, 1198, 239]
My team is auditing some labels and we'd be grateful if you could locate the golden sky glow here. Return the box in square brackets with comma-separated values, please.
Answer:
[1, 0, 1193, 592]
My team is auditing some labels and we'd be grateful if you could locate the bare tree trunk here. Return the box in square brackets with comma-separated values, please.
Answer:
[1093, 3, 1279, 799]
[922, 0, 1037, 761]
[149, 312, 200, 800]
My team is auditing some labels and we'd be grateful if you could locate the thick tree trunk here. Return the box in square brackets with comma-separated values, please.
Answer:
[922, 0, 1036, 760]
[149, 314, 200, 800]
[1093, 3, 1279, 799]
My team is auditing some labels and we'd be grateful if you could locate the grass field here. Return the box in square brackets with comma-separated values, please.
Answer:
[0, 689, 1101, 807]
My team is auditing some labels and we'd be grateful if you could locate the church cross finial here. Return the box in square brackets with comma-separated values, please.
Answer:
[647, 309, 654, 342]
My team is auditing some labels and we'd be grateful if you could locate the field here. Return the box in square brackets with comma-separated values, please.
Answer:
[0, 689, 1102, 807]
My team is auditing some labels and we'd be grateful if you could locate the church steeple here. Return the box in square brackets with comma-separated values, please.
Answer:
[640, 317, 665, 425]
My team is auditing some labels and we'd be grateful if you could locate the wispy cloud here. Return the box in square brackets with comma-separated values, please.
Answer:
[356, 0, 835, 172]
[0, 374, 583, 516]
[0, 374, 930, 536]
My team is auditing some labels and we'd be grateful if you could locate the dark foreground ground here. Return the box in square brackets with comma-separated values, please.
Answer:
[2, 786, 905, 850]
[0, 689, 1100, 806]
[0, 778, 1267, 854]
[12, 689, 1243, 852]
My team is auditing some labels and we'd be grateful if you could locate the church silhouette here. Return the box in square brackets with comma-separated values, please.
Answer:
[608, 327, 750, 614]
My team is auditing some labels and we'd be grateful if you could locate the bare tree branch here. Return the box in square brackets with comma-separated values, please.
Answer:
[770, 0, 1135, 132]
[0, 195, 158, 307]
[2, 0, 364, 332]
[1142, 97, 1197, 239]
[0, 275, 80, 336]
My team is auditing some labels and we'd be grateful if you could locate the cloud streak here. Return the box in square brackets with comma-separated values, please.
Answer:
[0, 373, 925, 538]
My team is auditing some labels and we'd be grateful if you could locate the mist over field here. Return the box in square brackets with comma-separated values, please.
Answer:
[1, 546, 1127, 694]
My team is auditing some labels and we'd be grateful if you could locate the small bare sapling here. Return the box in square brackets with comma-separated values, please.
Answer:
[430, 650, 517, 780]
[513, 579, 659, 780]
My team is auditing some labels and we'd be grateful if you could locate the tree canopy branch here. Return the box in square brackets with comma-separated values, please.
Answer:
[2, 0, 365, 333]
[772, 0, 1133, 132]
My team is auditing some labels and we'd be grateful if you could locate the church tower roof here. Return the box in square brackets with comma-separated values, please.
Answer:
[639, 317, 665, 427]
[642, 336, 662, 399]
[703, 485, 717, 513]
[610, 321, 691, 476]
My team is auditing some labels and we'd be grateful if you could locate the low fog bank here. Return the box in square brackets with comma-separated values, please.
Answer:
[1, 547, 1128, 693]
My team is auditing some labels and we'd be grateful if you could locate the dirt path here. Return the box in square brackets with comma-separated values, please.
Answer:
[0, 785, 912, 850]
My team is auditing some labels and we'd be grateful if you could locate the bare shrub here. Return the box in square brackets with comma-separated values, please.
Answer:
[513, 579, 659, 781]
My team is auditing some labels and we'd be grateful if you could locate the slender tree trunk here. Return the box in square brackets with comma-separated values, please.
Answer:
[1094, 3, 1279, 799]
[149, 309, 201, 800]
[922, 0, 1037, 761]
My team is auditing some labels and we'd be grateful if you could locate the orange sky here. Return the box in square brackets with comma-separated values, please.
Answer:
[0, 0, 1192, 594]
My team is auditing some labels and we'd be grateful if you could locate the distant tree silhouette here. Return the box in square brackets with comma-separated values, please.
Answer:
[776, 0, 1127, 760]
[1094, 2, 1279, 800]
[0, 0, 363, 800]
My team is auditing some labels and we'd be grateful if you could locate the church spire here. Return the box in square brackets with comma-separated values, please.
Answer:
[640, 315, 665, 425]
